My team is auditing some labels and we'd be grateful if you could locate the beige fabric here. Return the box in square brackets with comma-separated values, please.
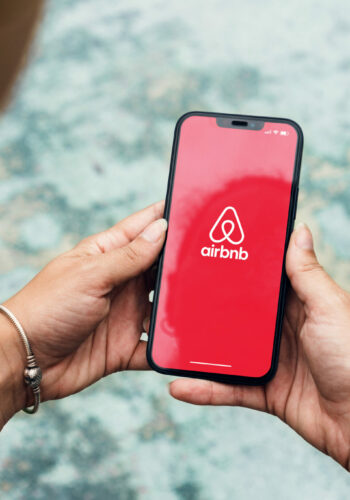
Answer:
[0, 0, 44, 111]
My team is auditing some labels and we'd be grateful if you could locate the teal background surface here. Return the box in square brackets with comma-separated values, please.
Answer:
[1, 0, 350, 498]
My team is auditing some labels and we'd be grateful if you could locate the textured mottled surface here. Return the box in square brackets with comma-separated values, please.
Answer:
[1, 0, 350, 498]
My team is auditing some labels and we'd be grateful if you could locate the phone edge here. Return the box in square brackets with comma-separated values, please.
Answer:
[146, 111, 304, 386]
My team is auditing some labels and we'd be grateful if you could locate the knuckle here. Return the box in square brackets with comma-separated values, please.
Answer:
[73, 235, 94, 252]
[123, 244, 140, 265]
[299, 261, 324, 275]
[76, 235, 90, 247]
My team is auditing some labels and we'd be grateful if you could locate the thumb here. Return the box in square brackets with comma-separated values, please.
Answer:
[286, 223, 337, 310]
[99, 218, 167, 287]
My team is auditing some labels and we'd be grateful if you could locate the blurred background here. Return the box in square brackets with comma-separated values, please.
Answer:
[1, 0, 350, 498]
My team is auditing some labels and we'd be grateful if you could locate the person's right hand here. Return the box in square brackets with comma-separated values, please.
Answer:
[169, 223, 350, 471]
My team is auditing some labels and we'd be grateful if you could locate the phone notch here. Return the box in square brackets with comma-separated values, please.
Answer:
[216, 117, 264, 130]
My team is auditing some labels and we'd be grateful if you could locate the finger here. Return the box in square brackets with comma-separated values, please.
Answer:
[99, 218, 167, 288]
[142, 316, 150, 333]
[169, 378, 267, 412]
[126, 340, 150, 370]
[111, 200, 165, 246]
[77, 200, 165, 254]
[285, 223, 340, 311]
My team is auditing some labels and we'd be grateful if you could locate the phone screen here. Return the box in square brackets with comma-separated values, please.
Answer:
[149, 114, 300, 380]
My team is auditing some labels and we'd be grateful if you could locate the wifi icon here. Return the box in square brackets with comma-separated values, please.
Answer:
[273, 130, 279, 135]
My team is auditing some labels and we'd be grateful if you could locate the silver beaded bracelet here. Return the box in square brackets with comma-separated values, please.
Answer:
[0, 305, 42, 414]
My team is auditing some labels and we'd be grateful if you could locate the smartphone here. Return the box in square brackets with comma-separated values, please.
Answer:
[147, 112, 303, 385]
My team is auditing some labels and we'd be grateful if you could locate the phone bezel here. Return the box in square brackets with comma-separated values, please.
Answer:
[146, 111, 304, 386]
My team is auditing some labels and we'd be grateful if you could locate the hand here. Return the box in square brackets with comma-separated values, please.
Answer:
[0, 201, 166, 427]
[169, 223, 350, 471]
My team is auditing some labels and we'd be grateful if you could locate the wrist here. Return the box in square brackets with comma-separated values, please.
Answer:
[0, 309, 28, 428]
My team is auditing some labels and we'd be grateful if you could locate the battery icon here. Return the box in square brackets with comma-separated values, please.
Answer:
[280, 131, 289, 136]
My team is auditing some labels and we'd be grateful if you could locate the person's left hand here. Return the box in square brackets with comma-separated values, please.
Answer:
[1, 201, 166, 422]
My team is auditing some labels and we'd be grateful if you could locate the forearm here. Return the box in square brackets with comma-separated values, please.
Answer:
[0, 312, 27, 429]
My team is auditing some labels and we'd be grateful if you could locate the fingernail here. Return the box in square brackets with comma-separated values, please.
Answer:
[141, 218, 167, 243]
[294, 222, 314, 250]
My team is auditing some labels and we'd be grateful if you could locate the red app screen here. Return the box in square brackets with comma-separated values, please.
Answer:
[151, 115, 299, 378]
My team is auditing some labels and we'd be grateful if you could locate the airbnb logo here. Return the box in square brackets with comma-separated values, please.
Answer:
[201, 206, 249, 261]
[209, 206, 244, 245]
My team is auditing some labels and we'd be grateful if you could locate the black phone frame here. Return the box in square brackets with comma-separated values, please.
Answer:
[146, 111, 304, 386]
